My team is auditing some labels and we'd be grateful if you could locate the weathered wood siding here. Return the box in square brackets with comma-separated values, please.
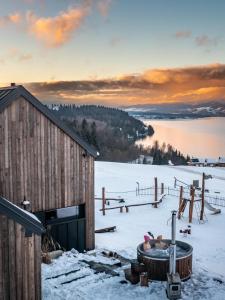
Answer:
[0, 216, 41, 300]
[0, 96, 95, 249]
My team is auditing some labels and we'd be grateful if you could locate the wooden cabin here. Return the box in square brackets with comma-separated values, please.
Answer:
[0, 84, 97, 299]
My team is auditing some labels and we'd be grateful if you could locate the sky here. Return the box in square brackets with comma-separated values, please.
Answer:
[0, 0, 225, 106]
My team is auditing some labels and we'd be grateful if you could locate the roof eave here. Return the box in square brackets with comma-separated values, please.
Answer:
[0, 196, 45, 236]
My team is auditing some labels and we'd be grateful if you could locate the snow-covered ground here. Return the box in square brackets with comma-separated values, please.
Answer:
[43, 162, 225, 300]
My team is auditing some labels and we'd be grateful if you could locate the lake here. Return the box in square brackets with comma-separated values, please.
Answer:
[136, 117, 225, 158]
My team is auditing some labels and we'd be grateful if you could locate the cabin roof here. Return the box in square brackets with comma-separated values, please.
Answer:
[0, 85, 97, 157]
[0, 196, 45, 236]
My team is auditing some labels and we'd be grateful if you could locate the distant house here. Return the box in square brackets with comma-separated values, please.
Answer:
[218, 157, 225, 167]
[188, 157, 224, 167]
[188, 158, 200, 166]
[144, 155, 154, 164]
[138, 155, 145, 164]
[0, 84, 97, 299]
[131, 155, 153, 164]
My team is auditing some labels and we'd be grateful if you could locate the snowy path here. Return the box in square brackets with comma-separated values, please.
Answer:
[43, 250, 225, 300]
[43, 251, 225, 300]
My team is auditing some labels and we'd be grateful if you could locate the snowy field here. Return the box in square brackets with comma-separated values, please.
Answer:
[43, 162, 225, 300]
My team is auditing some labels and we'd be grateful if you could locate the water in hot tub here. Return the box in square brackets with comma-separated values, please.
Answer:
[145, 245, 187, 258]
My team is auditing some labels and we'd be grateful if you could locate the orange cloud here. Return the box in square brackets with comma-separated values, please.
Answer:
[0, 1, 114, 47]
[175, 31, 192, 39]
[26, 5, 90, 47]
[0, 12, 21, 27]
[24, 64, 225, 105]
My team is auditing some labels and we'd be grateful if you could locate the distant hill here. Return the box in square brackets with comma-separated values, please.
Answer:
[123, 101, 225, 119]
[48, 104, 154, 162]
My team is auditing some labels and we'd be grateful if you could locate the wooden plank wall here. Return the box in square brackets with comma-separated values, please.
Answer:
[0, 96, 95, 248]
[0, 96, 95, 298]
[0, 215, 41, 300]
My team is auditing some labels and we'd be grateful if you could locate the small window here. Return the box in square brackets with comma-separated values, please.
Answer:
[56, 205, 85, 219]
[57, 206, 79, 218]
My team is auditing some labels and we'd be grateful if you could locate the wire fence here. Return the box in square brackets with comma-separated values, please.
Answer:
[204, 195, 225, 207]
[104, 184, 225, 207]
[166, 186, 225, 207]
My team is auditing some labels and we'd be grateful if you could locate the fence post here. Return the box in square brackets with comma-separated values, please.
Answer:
[154, 177, 158, 208]
[102, 187, 105, 216]
[178, 186, 183, 219]
[189, 186, 195, 223]
[200, 173, 205, 221]
[136, 182, 140, 196]
[161, 183, 164, 195]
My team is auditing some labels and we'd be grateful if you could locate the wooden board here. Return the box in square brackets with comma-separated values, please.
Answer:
[95, 226, 116, 233]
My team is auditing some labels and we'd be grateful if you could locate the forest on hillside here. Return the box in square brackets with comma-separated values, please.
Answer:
[49, 104, 188, 164]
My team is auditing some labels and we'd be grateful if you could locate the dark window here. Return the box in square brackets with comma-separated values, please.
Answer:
[35, 204, 85, 225]
[45, 210, 57, 221]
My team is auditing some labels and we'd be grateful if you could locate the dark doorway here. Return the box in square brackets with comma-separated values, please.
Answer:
[35, 205, 86, 252]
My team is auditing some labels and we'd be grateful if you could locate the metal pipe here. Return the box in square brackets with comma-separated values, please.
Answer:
[170, 210, 177, 275]
[171, 210, 176, 245]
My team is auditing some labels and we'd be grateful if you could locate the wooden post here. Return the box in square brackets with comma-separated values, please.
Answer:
[154, 177, 158, 208]
[189, 186, 195, 223]
[140, 272, 149, 287]
[102, 187, 105, 216]
[136, 182, 140, 196]
[161, 183, 164, 195]
[178, 186, 183, 220]
[120, 206, 123, 213]
[200, 173, 205, 221]
[126, 206, 129, 213]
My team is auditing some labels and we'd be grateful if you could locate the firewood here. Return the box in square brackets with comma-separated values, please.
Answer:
[131, 260, 146, 274]
[124, 268, 140, 284]
[140, 272, 149, 287]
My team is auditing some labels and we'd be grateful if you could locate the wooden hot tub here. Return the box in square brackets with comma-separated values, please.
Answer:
[137, 239, 193, 281]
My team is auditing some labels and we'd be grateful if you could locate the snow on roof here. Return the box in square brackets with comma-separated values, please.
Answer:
[0, 196, 45, 236]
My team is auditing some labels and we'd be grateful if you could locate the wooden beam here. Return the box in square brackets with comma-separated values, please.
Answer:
[200, 173, 205, 221]
[100, 205, 124, 211]
[102, 187, 105, 216]
[189, 186, 195, 223]
[154, 177, 158, 208]
[161, 183, 164, 195]
[95, 226, 116, 233]
[178, 186, 183, 219]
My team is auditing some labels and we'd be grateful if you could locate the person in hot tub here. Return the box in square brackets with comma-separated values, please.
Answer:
[155, 235, 167, 249]
[143, 235, 151, 251]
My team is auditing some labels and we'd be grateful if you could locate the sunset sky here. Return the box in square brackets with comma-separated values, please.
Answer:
[1, 0, 225, 105]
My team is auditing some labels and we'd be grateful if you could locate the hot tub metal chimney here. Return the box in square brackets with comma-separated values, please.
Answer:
[166, 210, 181, 300]
[170, 210, 177, 275]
